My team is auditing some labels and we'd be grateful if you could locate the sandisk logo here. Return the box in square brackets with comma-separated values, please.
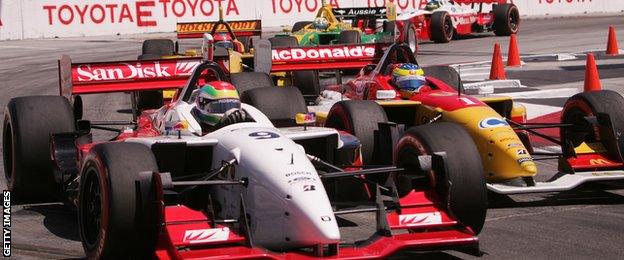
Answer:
[399, 212, 442, 227]
[272, 46, 375, 62]
[183, 227, 230, 244]
[75, 60, 199, 82]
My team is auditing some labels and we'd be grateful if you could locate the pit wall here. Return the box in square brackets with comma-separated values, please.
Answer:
[1, 0, 622, 40]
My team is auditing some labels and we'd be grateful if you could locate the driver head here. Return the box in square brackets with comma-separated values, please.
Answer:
[195, 81, 241, 126]
[214, 33, 234, 49]
[392, 63, 426, 95]
[313, 17, 329, 30]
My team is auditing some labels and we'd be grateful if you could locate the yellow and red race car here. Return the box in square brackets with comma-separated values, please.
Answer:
[253, 42, 624, 194]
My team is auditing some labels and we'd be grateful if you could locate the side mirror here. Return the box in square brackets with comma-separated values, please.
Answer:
[363, 64, 376, 75]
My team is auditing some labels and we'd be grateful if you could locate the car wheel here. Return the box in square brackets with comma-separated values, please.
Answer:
[493, 3, 520, 36]
[293, 70, 321, 104]
[240, 87, 308, 126]
[79, 142, 159, 259]
[422, 65, 464, 92]
[325, 100, 388, 165]
[404, 21, 419, 55]
[3, 96, 75, 203]
[269, 36, 299, 48]
[230, 72, 275, 95]
[394, 122, 486, 234]
[136, 40, 174, 112]
[430, 11, 453, 43]
[141, 39, 175, 56]
[561, 90, 624, 158]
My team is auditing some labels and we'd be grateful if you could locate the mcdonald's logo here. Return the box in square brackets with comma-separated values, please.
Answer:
[590, 159, 610, 165]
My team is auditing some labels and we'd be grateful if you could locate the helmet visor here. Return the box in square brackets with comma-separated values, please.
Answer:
[199, 98, 241, 114]
[215, 41, 234, 49]
[396, 76, 426, 92]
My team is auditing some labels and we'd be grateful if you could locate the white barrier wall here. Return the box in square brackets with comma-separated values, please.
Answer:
[0, 0, 623, 40]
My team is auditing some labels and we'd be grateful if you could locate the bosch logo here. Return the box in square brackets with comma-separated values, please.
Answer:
[478, 117, 509, 129]
[75, 60, 200, 82]
[272, 46, 375, 61]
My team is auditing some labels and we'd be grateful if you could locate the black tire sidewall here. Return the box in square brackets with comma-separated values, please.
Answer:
[394, 122, 487, 234]
[78, 143, 159, 259]
[4, 96, 74, 203]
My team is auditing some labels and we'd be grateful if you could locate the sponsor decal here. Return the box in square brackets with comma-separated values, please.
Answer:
[271, 0, 340, 14]
[321, 216, 332, 221]
[507, 143, 523, 148]
[428, 92, 455, 97]
[303, 185, 316, 191]
[478, 117, 509, 129]
[42, 0, 241, 27]
[499, 137, 516, 143]
[74, 60, 200, 82]
[272, 45, 375, 62]
[516, 149, 528, 155]
[177, 20, 261, 34]
[590, 159, 610, 165]
[399, 212, 442, 226]
[183, 227, 230, 244]
[285, 171, 313, 178]
[288, 176, 316, 185]
[517, 157, 533, 164]
[249, 131, 280, 139]
[333, 7, 387, 17]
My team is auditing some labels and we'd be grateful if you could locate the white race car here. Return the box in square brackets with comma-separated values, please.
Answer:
[3, 55, 486, 258]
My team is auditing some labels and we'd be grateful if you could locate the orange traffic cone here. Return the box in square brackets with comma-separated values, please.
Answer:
[490, 43, 506, 80]
[606, 25, 620, 55]
[584, 53, 602, 92]
[507, 34, 521, 67]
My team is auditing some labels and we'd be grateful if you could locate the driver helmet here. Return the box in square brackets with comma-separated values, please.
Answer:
[214, 33, 234, 49]
[425, 0, 442, 11]
[392, 63, 426, 94]
[312, 17, 329, 30]
[194, 82, 241, 126]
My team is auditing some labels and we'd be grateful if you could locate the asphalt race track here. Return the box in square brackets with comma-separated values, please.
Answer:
[1, 16, 624, 259]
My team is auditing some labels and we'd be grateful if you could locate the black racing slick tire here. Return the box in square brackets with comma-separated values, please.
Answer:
[141, 39, 175, 56]
[493, 3, 520, 36]
[422, 65, 464, 92]
[338, 30, 362, 44]
[292, 21, 313, 33]
[325, 100, 388, 165]
[3, 96, 75, 203]
[137, 41, 171, 111]
[79, 142, 159, 259]
[269, 36, 299, 48]
[394, 122, 486, 234]
[241, 87, 308, 125]
[561, 90, 624, 159]
[230, 72, 275, 95]
[430, 11, 454, 43]
[403, 21, 419, 54]
[293, 70, 321, 102]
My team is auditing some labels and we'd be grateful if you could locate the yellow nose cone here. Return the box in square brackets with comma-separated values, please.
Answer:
[521, 161, 538, 175]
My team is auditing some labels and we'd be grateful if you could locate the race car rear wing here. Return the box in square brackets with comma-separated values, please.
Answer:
[252, 39, 386, 73]
[176, 19, 262, 39]
[58, 55, 202, 98]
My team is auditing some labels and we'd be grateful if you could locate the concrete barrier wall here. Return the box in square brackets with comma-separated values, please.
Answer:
[1, 0, 623, 40]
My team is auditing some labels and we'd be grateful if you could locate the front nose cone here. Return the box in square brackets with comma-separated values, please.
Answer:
[486, 129, 538, 182]
[281, 183, 340, 249]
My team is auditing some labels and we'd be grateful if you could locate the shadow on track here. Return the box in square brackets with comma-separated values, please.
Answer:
[488, 181, 624, 209]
